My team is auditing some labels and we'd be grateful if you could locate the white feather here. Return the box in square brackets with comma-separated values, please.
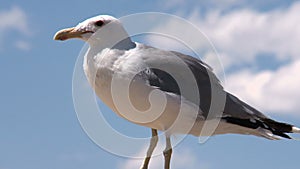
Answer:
[292, 126, 300, 133]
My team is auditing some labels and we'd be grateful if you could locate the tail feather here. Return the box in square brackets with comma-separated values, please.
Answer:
[262, 118, 293, 133]
[261, 119, 300, 140]
[261, 118, 298, 139]
[223, 93, 299, 139]
[223, 116, 298, 140]
[292, 126, 300, 133]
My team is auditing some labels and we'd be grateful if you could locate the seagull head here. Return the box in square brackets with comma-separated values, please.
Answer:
[54, 15, 135, 50]
[54, 15, 120, 42]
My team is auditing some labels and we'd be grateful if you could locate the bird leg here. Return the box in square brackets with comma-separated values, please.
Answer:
[163, 136, 172, 169]
[140, 128, 158, 169]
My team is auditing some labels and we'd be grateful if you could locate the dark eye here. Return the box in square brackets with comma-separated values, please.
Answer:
[95, 20, 104, 27]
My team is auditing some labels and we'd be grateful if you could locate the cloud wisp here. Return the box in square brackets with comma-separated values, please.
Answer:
[149, 1, 300, 70]
[0, 6, 31, 51]
[191, 2, 300, 69]
[226, 59, 300, 116]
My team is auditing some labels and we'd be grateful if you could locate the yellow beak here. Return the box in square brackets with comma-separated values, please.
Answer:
[53, 27, 84, 41]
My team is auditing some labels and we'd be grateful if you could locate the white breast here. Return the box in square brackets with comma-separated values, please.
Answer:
[83, 46, 149, 117]
[83, 45, 205, 135]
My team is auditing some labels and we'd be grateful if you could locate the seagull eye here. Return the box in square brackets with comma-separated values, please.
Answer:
[95, 20, 104, 27]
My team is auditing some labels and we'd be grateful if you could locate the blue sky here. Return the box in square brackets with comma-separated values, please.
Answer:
[1, 0, 300, 169]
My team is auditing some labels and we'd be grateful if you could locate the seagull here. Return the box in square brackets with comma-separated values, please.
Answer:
[54, 15, 300, 169]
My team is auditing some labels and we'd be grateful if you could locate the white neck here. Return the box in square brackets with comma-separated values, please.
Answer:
[83, 21, 136, 87]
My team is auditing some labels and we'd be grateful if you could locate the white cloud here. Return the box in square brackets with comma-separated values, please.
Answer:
[162, 0, 243, 11]
[189, 2, 300, 69]
[147, 2, 300, 70]
[119, 143, 209, 169]
[0, 6, 31, 51]
[0, 6, 30, 34]
[225, 59, 300, 116]
[195, 2, 300, 116]
[161, 0, 298, 17]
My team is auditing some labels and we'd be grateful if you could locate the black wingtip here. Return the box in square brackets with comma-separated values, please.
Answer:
[223, 117, 295, 139]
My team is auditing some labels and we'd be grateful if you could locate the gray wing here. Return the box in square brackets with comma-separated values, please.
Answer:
[137, 46, 293, 138]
